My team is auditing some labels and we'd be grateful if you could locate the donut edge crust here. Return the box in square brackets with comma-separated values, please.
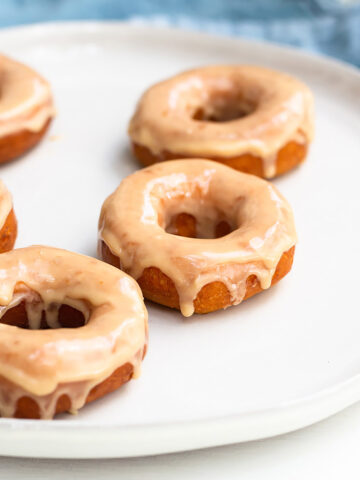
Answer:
[13, 362, 134, 419]
[100, 241, 295, 314]
[0, 119, 52, 164]
[131, 139, 307, 178]
[0, 209, 17, 253]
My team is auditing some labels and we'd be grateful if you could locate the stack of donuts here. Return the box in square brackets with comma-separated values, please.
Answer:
[0, 55, 314, 419]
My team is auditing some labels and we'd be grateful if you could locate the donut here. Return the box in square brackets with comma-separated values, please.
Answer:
[129, 66, 314, 178]
[0, 180, 17, 252]
[0, 246, 147, 419]
[0, 54, 55, 163]
[98, 159, 297, 316]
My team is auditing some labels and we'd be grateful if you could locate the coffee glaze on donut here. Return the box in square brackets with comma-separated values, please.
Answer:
[99, 159, 297, 316]
[129, 66, 314, 178]
[0, 246, 147, 419]
[0, 54, 55, 163]
[0, 180, 17, 252]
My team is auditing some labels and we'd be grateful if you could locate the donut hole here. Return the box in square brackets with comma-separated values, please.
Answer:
[0, 284, 89, 330]
[192, 92, 256, 123]
[165, 212, 234, 239]
[154, 170, 244, 239]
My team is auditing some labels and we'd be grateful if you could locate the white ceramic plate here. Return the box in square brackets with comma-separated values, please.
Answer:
[0, 22, 359, 459]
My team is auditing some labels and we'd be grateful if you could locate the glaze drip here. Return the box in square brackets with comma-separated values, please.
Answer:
[0, 287, 89, 330]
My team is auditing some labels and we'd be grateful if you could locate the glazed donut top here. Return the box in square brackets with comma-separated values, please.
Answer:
[0, 246, 147, 401]
[0, 54, 55, 137]
[0, 180, 12, 228]
[129, 65, 314, 169]
[99, 159, 297, 316]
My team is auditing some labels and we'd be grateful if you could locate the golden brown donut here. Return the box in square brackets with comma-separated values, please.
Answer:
[0, 208, 17, 253]
[0, 55, 55, 163]
[0, 246, 148, 419]
[0, 180, 17, 252]
[129, 65, 314, 178]
[99, 159, 297, 316]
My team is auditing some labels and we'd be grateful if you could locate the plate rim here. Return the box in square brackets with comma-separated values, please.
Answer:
[1, 19, 359, 78]
[0, 20, 359, 458]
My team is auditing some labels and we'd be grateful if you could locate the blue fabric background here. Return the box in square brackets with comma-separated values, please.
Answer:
[1, 0, 360, 67]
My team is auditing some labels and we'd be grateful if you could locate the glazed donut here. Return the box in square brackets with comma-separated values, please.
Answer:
[0, 54, 55, 163]
[129, 65, 314, 178]
[0, 246, 147, 419]
[98, 159, 297, 316]
[0, 180, 17, 252]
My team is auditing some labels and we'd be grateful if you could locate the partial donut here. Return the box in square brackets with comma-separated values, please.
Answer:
[0, 180, 17, 252]
[0, 246, 148, 419]
[129, 66, 314, 178]
[99, 159, 297, 316]
[0, 54, 55, 163]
